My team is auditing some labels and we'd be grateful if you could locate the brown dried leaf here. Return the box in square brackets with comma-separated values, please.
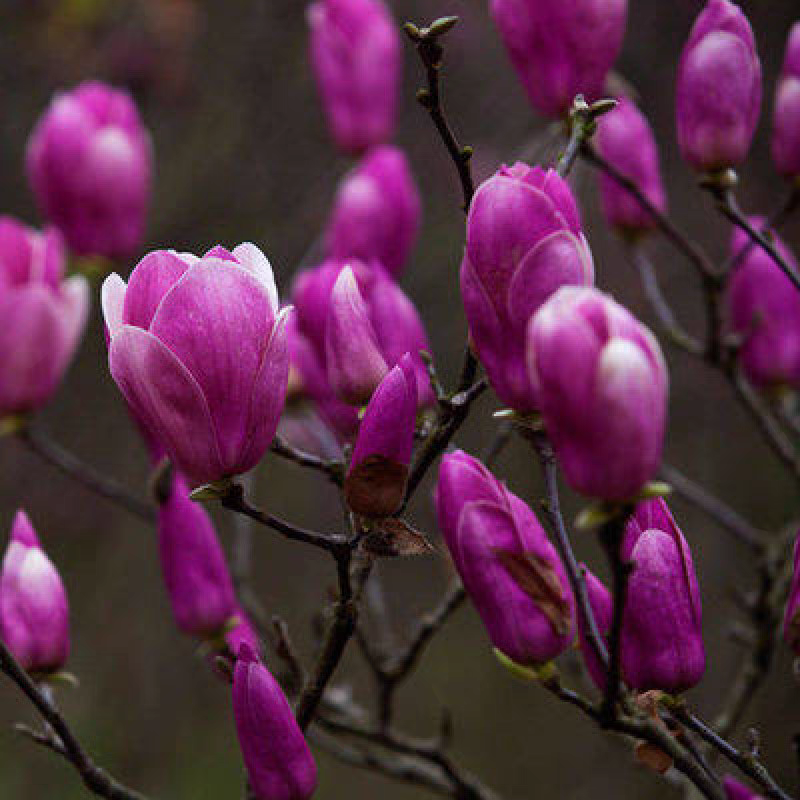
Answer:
[634, 741, 673, 774]
[344, 455, 408, 518]
[493, 549, 571, 636]
[362, 518, 434, 558]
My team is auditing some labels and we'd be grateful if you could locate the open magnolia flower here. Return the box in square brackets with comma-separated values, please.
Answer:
[101, 243, 290, 486]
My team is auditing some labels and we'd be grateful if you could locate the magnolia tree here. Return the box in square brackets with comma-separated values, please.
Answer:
[1, 1, 800, 799]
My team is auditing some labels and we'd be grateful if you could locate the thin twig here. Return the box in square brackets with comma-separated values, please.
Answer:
[627, 245, 704, 356]
[220, 482, 349, 553]
[674, 707, 795, 800]
[405, 19, 474, 213]
[0, 641, 149, 800]
[712, 187, 800, 293]
[582, 145, 718, 281]
[17, 425, 154, 522]
[270, 435, 344, 486]
[523, 428, 609, 669]
[659, 464, 763, 551]
[598, 511, 634, 725]
[295, 550, 368, 731]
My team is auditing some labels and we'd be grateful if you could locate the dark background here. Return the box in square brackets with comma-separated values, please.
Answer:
[1, 0, 799, 797]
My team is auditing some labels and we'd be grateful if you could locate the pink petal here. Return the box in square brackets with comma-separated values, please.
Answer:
[109, 326, 223, 485]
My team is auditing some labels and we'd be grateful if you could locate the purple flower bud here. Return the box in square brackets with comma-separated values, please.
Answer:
[326, 146, 421, 278]
[772, 24, 800, 179]
[594, 98, 667, 235]
[435, 451, 575, 666]
[232, 644, 317, 800]
[102, 243, 290, 486]
[325, 266, 388, 406]
[576, 566, 612, 691]
[157, 472, 237, 638]
[345, 356, 416, 517]
[461, 164, 594, 411]
[288, 316, 359, 440]
[527, 287, 667, 500]
[0, 217, 89, 418]
[620, 498, 705, 692]
[726, 219, 800, 391]
[783, 531, 800, 655]
[225, 607, 262, 658]
[490, 0, 627, 117]
[292, 259, 433, 418]
[723, 776, 764, 800]
[26, 81, 152, 260]
[308, 0, 400, 154]
[0, 511, 69, 674]
[676, 0, 761, 172]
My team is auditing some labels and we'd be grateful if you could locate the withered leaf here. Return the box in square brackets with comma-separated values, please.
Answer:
[634, 741, 673, 775]
[362, 517, 434, 558]
[344, 455, 408, 518]
[493, 549, 571, 636]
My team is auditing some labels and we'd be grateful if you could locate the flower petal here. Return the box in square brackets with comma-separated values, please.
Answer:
[149, 259, 275, 470]
[109, 325, 223, 484]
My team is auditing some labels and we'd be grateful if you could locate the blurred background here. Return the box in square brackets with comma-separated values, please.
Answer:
[1, 0, 799, 797]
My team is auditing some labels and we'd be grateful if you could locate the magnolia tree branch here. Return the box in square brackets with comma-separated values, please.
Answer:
[659, 464, 764, 551]
[16, 424, 154, 522]
[709, 183, 800, 293]
[581, 145, 719, 281]
[0, 641, 150, 800]
[270, 435, 344, 486]
[627, 246, 704, 356]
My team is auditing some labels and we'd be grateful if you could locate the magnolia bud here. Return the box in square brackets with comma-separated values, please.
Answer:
[723, 776, 764, 800]
[436, 450, 575, 666]
[726, 219, 800, 391]
[326, 146, 421, 277]
[0, 511, 69, 674]
[157, 472, 237, 639]
[26, 81, 152, 260]
[594, 98, 667, 235]
[461, 164, 594, 411]
[232, 644, 317, 800]
[0, 217, 89, 419]
[676, 0, 761, 172]
[345, 356, 416, 517]
[773, 23, 800, 180]
[620, 499, 705, 692]
[527, 287, 667, 500]
[490, 0, 627, 118]
[308, 0, 400, 154]
[325, 266, 388, 406]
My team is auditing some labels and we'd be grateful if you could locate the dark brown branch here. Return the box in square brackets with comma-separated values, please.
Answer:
[712, 186, 800, 293]
[598, 511, 634, 724]
[405, 18, 474, 213]
[270, 435, 344, 486]
[309, 728, 453, 797]
[403, 378, 487, 505]
[673, 707, 795, 800]
[220, 482, 349, 553]
[17, 425, 154, 522]
[295, 551, 369, 731]
[523, 429, 609, 669]
[318, 715, 502, 800]
[0, 641, 149, 800]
